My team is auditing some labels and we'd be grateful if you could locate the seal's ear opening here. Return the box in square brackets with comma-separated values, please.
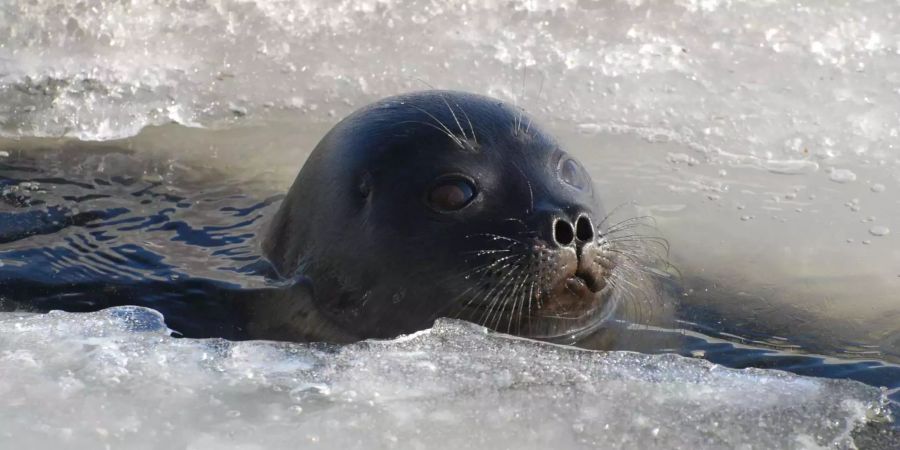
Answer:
[357, 172, 373, 199]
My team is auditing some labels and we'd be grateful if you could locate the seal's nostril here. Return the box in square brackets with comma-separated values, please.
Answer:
[553, 219, 575, 246]
[575, 215, 594, 242]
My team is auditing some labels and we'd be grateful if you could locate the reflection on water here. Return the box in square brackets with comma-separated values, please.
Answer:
[1, 141, 897, 409]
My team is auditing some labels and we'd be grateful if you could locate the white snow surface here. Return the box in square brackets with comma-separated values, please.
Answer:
[0, 307, 886, 449]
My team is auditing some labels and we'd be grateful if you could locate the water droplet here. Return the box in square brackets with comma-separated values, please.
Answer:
[870, 183, 886, 193]
[740, 215, 753, 221]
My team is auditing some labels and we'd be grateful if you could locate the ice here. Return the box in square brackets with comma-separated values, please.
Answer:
[0, 307, 888, 449]
[828, 168, 858, 184]
[1, 0, 898, 161]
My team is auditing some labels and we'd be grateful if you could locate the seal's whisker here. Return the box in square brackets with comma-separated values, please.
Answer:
[408, 79, 470, 144]
[458, 272, 506, 320]
[613, 249, 681, 282]
[501, 265, 530, 332]
[493, 266, 520, 332]
[436, 284, 480, 322]
[510, 161, 535, 215]
[491, 261, 529, 328]
[463, 248, 513, 256]
[457, 253, 523, 281]
[441, 93, 469, 139]
[456, 102, 478, 146]
[405, 106, 465, 149]
[464, 256, 523, 307]
[606, 236, 671, 257]
[601, 222, 658, 236]
[465, 233, 528, 247]
[595, 203, 639, 228]
[608, 269, 651, 324]
[397, 119, 464, 149]
[505, 265, 532, 333]
[435, 92, 469, 142]
[607, 238, 668, 257]
[523, 71, 544, 137]
[478, 259, 525, 327]
[606, 247, 655, 266]
[613, 262, 665, 319]
[440, 258, 519, 305]
[502, 217, 528, 227]
[526, 272, 536, 327]
[484, 263, 524, 329]
[604, 225, 664, 238]
[604, 229, 669, 247]
[603, 215, 659, 234]
[513, 64, 529, 137]
[519, 266, 538, 330]
[607, 236, 670, 253]
[441, 251, 527, 322]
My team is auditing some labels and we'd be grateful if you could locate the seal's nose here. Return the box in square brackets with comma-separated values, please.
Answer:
[552, 214, 594, 248]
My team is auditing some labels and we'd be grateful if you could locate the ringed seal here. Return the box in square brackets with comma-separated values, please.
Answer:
[255, 90, 662, 344]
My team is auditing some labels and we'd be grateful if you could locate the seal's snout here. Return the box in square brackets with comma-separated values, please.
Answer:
[551, 214, 595, 248]
[548, 212, 608, 296]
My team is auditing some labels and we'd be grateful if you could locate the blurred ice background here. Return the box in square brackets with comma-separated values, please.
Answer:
[1, 0, 899, 448]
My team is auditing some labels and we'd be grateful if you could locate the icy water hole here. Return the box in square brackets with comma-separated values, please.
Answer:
[2, 0, 900, 448]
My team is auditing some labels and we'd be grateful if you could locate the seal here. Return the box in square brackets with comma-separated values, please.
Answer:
[252, 90, 663, 343]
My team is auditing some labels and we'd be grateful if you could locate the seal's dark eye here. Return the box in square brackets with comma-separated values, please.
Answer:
[559, 157, 589, 191]
[427, 177, 476, 212]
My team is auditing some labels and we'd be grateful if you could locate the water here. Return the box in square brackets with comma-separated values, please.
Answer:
[1, 0, 899, 448]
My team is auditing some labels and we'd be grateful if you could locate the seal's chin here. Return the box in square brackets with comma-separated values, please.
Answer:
[456, 267, 619, 342]
[520, 279, 618, 341]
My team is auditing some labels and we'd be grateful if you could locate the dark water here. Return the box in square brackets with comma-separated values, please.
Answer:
[1, 145, 898, 416]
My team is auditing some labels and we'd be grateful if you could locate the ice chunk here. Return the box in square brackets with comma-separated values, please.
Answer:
[0, 307, 887, 449]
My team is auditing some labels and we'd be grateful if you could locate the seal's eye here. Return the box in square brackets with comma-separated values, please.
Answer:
[559, 157, 589, 191]
[427, 177, 477, 212]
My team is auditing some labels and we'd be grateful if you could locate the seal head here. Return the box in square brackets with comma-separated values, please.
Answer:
[264, 91, 625, 341]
